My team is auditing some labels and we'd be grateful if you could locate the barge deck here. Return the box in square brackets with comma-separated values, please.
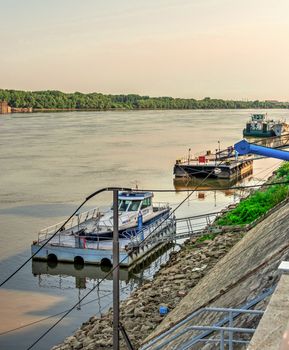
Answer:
[174, 147, 253, 179]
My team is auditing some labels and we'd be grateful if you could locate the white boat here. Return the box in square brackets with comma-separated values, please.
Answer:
[36, 191, 170, 241]
[83, 191, 170, 239]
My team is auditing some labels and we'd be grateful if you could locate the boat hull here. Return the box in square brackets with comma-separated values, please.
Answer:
[173, 160, 253, 179]
[243, 129, 275, 137]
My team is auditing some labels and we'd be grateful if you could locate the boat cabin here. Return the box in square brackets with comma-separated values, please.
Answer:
[117, 191, 153, 213]
[251, 114, 266, 122]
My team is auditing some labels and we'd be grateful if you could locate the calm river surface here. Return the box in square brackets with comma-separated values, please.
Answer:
[0, 109, 285, 349]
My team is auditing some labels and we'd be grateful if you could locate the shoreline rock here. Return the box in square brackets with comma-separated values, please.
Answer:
[52, 232, 244, 350]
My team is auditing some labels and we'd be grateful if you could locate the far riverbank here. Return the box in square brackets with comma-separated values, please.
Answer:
[4, 107, 289, 114]
[1, 88, 289, 112]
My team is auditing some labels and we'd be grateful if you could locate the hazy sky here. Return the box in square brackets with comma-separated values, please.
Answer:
[1, 0, 289, 100]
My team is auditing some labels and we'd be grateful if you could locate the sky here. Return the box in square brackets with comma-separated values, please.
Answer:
[1, 0, 289, 100]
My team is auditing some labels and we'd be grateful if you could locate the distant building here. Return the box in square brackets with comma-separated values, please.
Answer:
[0, 101, 11, 114]
[0, 101, 33, 113]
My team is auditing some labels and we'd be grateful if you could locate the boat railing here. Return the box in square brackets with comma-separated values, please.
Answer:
[177, 146, 242, 165]
[98, 213, 138, 228]
[37, 207, 101, 242]
[39, 231, 114, 250]
[41, 216, 173, 249]
[153, 202, 170, 211]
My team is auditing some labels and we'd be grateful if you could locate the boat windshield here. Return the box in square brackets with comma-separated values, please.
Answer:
[118, 199, 142, 212]
[128, 200, 141, 212]
[118, 200, 131, 212]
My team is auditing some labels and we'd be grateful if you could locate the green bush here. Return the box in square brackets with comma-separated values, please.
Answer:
[216, 163, 289, 226]
[276, 161, 289, 180]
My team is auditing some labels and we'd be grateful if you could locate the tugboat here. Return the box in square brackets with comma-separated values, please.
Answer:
[243, 113, 289, 137]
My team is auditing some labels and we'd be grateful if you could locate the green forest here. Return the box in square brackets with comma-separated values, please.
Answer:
[1, 89, 289, 110]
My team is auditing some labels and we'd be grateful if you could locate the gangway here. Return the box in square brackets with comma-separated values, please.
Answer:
[129, 211, 223, 249]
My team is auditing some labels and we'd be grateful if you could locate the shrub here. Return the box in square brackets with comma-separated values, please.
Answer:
[216, 163, 289, 226]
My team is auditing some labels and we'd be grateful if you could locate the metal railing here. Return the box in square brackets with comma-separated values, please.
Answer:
[141, 287, 274, 350]
[128, 217, 176, 249]
[37, 213, 176, 251]
[131, 211, 223, 246]
[38, 207, 101, 242]
[175, 308, 263, 350]
[37, 203, 170, 243]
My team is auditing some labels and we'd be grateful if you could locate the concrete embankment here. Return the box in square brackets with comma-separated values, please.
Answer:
[144, 197, 289, 349]
[51, 233, 244, 350]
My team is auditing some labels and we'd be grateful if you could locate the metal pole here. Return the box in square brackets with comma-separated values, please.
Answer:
[220, 329, 224, 350]
[228, 310, 233, 350]
[113, 189, 120, 350]
[76, 213, 80, 247]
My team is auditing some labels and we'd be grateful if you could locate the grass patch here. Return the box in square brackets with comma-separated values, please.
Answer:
[195, 234, 215, 243]
[216, 162, 289, 226]
[186, 233, 216, 250]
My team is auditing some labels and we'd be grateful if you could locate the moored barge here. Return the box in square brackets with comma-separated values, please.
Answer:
[174, 147, 253, 179]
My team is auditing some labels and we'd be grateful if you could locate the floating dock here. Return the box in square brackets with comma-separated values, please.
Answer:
[31, 216, 176, 268]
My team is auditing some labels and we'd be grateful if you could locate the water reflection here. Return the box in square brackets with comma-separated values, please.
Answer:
[32, 243, 176, 291]
[172, 172, 256, 209]
[32, 261, 135, 286]
[246, 133, 289, 149]
[173, 171, 253, 194]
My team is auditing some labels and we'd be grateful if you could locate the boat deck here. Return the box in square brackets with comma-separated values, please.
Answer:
[174, 158, 253, 179]
[44, 233, 133, 251]
[174, 146, 254, 179]
[32, 216, 176, 267]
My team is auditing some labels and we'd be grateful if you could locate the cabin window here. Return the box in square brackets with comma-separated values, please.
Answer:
[141, 197, 151, 209]
[128, 200, 141, 212]
[118, 200, 131, 212]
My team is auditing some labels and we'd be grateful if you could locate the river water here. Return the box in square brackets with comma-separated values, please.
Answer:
[0, 109, 284, 349]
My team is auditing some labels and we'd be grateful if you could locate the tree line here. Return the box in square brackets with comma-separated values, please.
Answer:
[0, 89, 288, 110]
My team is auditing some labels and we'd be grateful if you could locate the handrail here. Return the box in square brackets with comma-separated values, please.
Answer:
[141, 287, 274, 350]
[38, 207, 101, 242]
